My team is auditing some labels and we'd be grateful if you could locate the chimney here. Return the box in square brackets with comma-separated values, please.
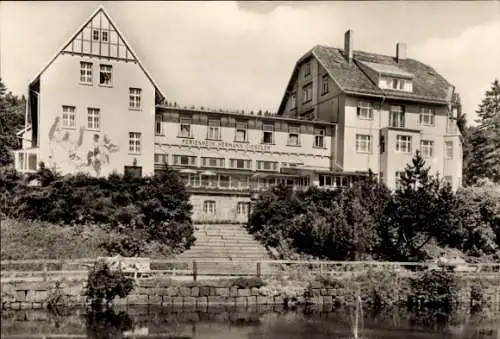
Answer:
[344, 29, 353, 63]
[396, 42, 407, 62]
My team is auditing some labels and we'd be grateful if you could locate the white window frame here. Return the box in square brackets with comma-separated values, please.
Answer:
[235, 121, 247, 142]
[314, 128, 325, 148]
[262, 123, 274, 144]
[257, 161, 278, 171]
[420, 140, 434, 158]
[155, 115, 163, 135]
[92, 29, 99, 41]
[357, 101, 373, 120]
[321, 75, 329, 95]
[445, 141, 454, 159]
[396, 135, 412, 153]
[290, 93, 297, 110]
[389, 106, 405, 128]
[419, 107, 435, 126]
[179, 117, 192, 138]
[287, 125, 300, 146]
[154, 154, 168, 165]
[173, 155, 197, 166]
[392, 78, 405, 90]
[237, 202, 250, 216]
[99, 64, 112, 86]
[302, 83, 313, 103]
[62, 106, 76, 128]
[101, 30, 108, 42]
[230, 159, 251, 170]
[201, 157, 225, 168]
[207, 119, 221, 140]
[128, 132, 141, 154]
[80, 62, 93, 84]
[356, 134, 372, 153]
[129, 88, 141, 110]
[395, 171, 405, 190]
[87, 108, 100, 130]
[203, 200, 216, 214]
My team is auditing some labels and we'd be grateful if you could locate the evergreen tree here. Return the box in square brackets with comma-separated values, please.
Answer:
[377, 151, 457, 261]
[0, 78, 26, 166]
[467, 79, 500, 183]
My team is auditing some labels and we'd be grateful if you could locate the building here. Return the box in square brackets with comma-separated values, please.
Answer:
[15, 6, 165, 178]
[277, 30, 463, 191]
[13, 7, 463, 222]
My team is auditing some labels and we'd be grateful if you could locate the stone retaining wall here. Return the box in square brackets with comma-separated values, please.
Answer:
[2, 276, 500, 311]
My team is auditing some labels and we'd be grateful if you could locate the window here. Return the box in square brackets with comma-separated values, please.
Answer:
[256, 161, 278, 171]
[445, 141, 454, 159]
[179, 117, 192, 138]
[262, 123, 274, 144]
[173, 155, 197, 166]
[129, 88, 141, 109]
[231, 176, 250, 189]
[357, 102, 373, 120]
[380, 136, 385, 153]
[395, 171, 404, 190]
[18, 153, 25, 170]
[396, 135, 412, 153]
[314, 128, 325, 148]
[87, 108, 100, 130]
[389, 105, 405, 128]
[99, 64, 112, 86]
[207, 119, 221, 140]
[235, 121, 247, 142]
[319, 175, 350, 188]
[92, 29, 99, 41]
[288, 125, 300, 146]
[420, 140, 434, 158]
[230, 159, 251, 170]
[321, 75, 329, 95]
[155, 115, 163, 135]
[356, 134, 372, 153]
[201, 157, 225, 168]
[392, 78, 405, 90]
[290, 93, 297, 110]
[237, 202, 250, 216]
[154, 154, 168, 165]
[128, 132, 141, 154]
[62, 106, 76, 128]
[203, 200, 216, 214]
[304, 62, 311, 77]
[302, 83, 313, 103]
[102, 30, 108, 42]
[419, 107, 435, 126]
[80, 62, 92, 84]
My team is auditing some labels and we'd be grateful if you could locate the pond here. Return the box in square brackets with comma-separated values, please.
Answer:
[1, 306, 499, 339]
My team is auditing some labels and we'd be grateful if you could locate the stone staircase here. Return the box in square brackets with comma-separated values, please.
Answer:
[177, 224, 273, 277]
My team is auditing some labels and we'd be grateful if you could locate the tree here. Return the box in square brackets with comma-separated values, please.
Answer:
[377, 151, 457, 261]
[467, 79, 500, 184]
[0, 78, 26, 166]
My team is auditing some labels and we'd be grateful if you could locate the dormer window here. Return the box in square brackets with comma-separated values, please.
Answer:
[392, 78, 405, 90]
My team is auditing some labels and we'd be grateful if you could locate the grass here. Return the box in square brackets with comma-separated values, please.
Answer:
[0, 218, 175, 260]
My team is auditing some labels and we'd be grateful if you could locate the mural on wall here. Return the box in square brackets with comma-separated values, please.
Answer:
[48, 117, 119, 176]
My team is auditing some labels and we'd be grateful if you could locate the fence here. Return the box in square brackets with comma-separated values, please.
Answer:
[1, 258, 500, 282]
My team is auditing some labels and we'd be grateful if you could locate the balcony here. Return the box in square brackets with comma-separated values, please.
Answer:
[13, 148, 39, 173]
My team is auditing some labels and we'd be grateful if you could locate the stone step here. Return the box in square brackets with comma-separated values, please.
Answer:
[193, 239, 259, 244]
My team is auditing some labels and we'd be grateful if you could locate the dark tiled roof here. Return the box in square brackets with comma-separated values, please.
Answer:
[312, 45, 453, 104]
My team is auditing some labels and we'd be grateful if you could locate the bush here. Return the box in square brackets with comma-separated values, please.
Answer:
[1, 166, 195, 254]
[409, 270, 460, 314]
[85, 260, 135, 308]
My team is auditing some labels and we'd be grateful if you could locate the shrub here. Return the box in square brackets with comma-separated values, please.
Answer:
[410, 270, 460, 314]
[84, 260, 135, 308]
[230, 277, 266, 289]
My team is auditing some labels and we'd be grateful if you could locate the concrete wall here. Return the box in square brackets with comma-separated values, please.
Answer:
[190, 194, 251, 223]
[38, 53, 156, 177]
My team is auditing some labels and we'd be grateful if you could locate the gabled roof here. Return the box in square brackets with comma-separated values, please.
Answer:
[278, 44, 454, 113]
[30, 5, 165, 101]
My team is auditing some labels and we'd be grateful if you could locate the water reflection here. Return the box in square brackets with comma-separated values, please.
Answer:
[1, 306, 499, 339]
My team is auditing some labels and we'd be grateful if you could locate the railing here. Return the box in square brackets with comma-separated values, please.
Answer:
[2, 259, 500, 282]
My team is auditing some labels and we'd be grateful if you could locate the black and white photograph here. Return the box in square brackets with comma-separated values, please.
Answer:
[1, 1, 499, 338]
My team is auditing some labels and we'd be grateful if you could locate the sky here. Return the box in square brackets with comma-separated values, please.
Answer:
[1, 1, 499, 125]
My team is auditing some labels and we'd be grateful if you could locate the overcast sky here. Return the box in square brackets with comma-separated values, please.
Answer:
[1, 1, 499, 124]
